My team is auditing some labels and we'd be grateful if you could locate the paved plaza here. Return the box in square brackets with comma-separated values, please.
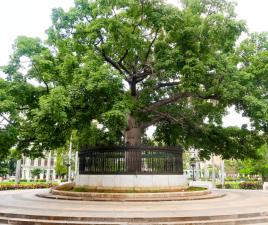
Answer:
[0, 189, 268, 224]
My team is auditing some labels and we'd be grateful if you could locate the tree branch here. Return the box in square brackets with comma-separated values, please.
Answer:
[100, 48, 124, 74]
[156, 81, 180, 89]
[142, 92, 191, 113]
[133, 64, 153, 83]
[32, 64, 49, 94]
[142, 92, 219, 113]
[145, 30, 159, 62]
[117, 50, 131, 75]
[16, 106, 29, 111]
[140, 110, 186, 129]
[140, 115, 165, 129]
[153, 110, 183, 123]
[94, 31, 131, 76]
[0, 113, 14, 125]
[118, 49, 128, 64]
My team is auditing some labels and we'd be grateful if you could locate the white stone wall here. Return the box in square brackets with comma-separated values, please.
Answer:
[263, 182, 268, 190]
[75, 175, 188, 189]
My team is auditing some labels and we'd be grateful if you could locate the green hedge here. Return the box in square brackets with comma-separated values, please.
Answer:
[239, 182, 263, 190]
[0, 183, 56, 191]
[216, 182, 240, 189]
[19, 179, 47, 183]
[216, 181, 262, 189]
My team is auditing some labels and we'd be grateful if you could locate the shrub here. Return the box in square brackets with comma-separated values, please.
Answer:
[73, 186, 89, 192]
[216, 183, 233, 189]
[224, 183, 232, 189]
[216, 182, 240, 189]
[187, 187, 207, 191]
[225, 177, 237, 182]
[36, 179, 47, 182]
[19, 179, 28, 182]
[0, 183, 57, 191]
[239, 182, 263, 190]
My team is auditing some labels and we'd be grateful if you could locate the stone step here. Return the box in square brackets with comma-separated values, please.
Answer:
[1, 211, 268, 222]
[247, 224, 268, 225]
[37, 192, 225, 202]
[1, 212, 268, 223]
[2, 215, 268, 225]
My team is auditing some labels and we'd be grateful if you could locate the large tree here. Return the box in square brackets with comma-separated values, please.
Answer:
[239, 145, 268, 181]
[2, 0, 268, 159]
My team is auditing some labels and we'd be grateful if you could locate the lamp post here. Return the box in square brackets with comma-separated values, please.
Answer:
[190, 158, 196, 181]
[65, 163, 71, 182]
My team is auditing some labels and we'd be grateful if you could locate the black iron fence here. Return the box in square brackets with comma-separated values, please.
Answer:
[79, 146, 183, 175]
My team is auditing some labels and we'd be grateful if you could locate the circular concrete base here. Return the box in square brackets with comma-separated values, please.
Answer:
[47, 182, 219, 201]
[75, 174, 188, 190]
[1, 189, 268, 224]
[44, 188, 222, 201]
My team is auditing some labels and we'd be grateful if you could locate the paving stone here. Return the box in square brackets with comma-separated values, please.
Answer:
[0, 189, 268, 224]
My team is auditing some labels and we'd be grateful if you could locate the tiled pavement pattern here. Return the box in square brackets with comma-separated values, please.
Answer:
[0, 189, 268, 224]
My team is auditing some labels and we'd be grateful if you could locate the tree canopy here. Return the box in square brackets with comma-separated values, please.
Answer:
[1, 0, 268, 159]
[239, 145, 268, 181]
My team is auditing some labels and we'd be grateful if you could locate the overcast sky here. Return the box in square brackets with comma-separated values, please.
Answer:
[1, 0, 267, 128]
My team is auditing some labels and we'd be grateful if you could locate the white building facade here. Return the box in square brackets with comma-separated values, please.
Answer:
[21, 152, 57, 181]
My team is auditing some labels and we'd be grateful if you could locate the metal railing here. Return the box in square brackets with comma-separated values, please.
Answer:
[79, 146, 183, 175]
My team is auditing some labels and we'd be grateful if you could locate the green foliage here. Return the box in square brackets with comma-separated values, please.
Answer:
[239, 181, 263, 190]
[216, 182, 239, 189]
[0, 161, 9, 177]
[31, 168, 43, 178]
[239, 145, 268, 181]
[1, 0, 268, 159]
[224, 160, 240, 175]
[0, 183, 56, 191]
[55, 148, 68, 176]
[155, 123, 264, 159]
[73, 186, 89, 192]
[0, 149, 18, 176]
[60, 185, 206, 193]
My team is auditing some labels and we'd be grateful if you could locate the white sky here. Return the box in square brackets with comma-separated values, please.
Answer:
[0, 0, 266, 128]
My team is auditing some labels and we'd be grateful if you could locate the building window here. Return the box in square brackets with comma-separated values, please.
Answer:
[44, 159, 48, 167]
[51, 159, 54, 167]
[31, 160, 34, 166]
[38, 158, 41, 166]
[21, 157, 24, 165]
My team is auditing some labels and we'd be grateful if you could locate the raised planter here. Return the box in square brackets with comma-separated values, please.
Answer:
[50, 188, 211, 201]
[75, 174, 188, 190]
[77, 145, 188, 189]
[44, 184, 221, 201]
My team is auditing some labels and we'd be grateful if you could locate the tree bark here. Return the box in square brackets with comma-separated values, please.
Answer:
[124, 115, 142, 172]
[124, 115, 142, 146]
[15, 159, 21, 184]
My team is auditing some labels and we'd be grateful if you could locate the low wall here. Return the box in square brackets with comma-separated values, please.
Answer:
[263, 182, 268, 190]
[75, 174, 188, 190]
[189, 181, 213, 190]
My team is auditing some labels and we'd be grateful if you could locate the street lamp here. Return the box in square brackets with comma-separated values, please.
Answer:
[65, 163, 71, 182]
[190, 158, 196, 181]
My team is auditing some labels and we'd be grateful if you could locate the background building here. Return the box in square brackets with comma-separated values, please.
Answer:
[21, 152, 56, 181]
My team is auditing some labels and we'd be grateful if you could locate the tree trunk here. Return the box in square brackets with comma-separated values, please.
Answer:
[262, 173, 268, 182]
[211, 154, 216, 188]
[124, 115, 142, 146]
[124, 115, 142, 172]
[68, 134, 73, 182]
[15, 159, 21, 184]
